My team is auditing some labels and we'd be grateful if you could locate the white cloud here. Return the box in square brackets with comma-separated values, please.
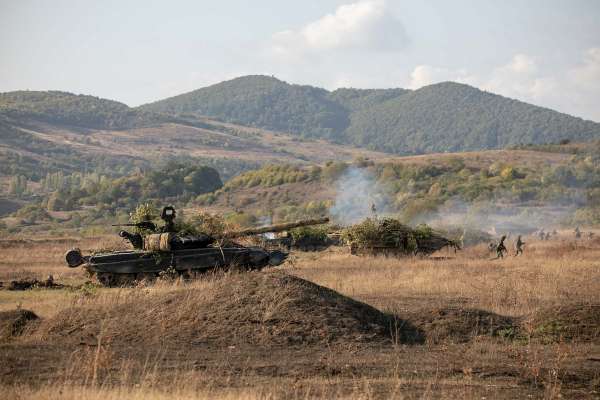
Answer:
[482, 54, 551, 101]
[569, 47, 600, 91]
[406, 49, 600, 121]
[482, 51, 600, 120]
[408, 65, 473, 89]
[506, 53, 537, 74]
[270, 0, 407, 59]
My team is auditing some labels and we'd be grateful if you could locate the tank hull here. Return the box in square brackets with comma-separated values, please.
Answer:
[76, 247, 286, 286]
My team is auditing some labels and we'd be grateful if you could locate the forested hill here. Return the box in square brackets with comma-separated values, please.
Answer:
[140, 75, 600, 154]
[139, 75, 354, 140]
[0, 91, 168, 130]
[343, 82, 600, 153]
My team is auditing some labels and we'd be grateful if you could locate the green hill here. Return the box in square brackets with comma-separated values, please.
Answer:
[327, 87, 409, 112]
[0, 91, 166, 130]
[344, 82, 600, 153]
[140, 75, 351, 140]
[140, 76, 600, 154]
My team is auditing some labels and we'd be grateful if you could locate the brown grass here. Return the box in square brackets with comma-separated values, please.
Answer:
[0, 236, 124, 282]
[0, 236, 124, 318]
[285, 238, 600, 317]
[0, 235, 599, 398]
[33, 272, 390, 348]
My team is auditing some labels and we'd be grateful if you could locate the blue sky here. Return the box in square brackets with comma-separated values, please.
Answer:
[1, 0, 599, 121]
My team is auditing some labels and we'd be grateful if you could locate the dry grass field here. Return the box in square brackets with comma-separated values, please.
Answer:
[0, 233, 599, 399]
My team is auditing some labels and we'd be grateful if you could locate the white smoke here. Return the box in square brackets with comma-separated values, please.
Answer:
[329, 167, 391, 226]
[257, 215, 275, 239]
[328, 166, 582, 236]
[425, 198, 577, 236]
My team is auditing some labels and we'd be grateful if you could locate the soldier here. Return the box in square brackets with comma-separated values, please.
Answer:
[496, 235, 507, 259]
[371, 203, 378, 219]
[575, 227, 581, 239]
[545, 232, 551, 241]
[589, 232, 595, 240]
[538, 229, 545, 240]
[459, 228, 466, 249]
[514, 235, 525, 256]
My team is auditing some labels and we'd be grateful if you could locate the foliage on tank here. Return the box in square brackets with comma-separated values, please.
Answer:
[341, 217, 457, 256]
[289, 225, 329, 242]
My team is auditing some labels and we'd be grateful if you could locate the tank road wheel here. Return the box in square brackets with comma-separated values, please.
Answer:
[96, 273, 114, 287]
[114, 274, 137, 287]
[179, 269, 194, 281]
[96, 273, 137, 287]
[135, 272, 157, 286]
[228, 263, 249, 273]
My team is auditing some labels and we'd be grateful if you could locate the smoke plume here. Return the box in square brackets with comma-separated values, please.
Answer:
[329, 167, 391, 226]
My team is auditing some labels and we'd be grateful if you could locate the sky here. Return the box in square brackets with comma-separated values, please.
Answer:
[1, 0, 599, 121]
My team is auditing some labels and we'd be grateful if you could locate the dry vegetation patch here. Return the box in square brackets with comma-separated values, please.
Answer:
[401, 307, 515, 344]
[37, 272, 392, 348]
[523, 303, 600, 343]
[0, 309, 38, 341]
[0, 235, 123, 283]
[1, 236, 599, 398]
[287, 239, 600, 317]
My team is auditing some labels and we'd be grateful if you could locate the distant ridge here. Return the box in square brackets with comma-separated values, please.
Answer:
[0, 90, 166, 130]
[140, 75, 600, 154]
[2, 76, 599, 155]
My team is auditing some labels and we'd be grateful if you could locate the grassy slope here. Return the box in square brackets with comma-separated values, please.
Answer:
[0, 91, 166, 130]
[200, 147, 575, 215]
[0, 110, 391, 181]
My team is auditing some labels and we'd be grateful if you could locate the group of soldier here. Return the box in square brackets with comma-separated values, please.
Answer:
[537, 228, 557, 241]
[574, 226, 595, 240]
[488, 227, 596, 259]
[489, 235, 523, 259]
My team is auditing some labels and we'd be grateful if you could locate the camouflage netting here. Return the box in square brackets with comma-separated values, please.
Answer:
[289, 225, 329, 246]
[342, 218, 458, 256]
[289, 225, 329, 242]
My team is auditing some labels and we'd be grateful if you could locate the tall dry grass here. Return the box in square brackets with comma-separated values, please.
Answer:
[1, 235, 598, 318]
[1, 235, 597, 399]
[285, 237, 600, 317]
[0, 235, 125, 317]
[0, 236, 124, 282]
[2, 376, 505, 400]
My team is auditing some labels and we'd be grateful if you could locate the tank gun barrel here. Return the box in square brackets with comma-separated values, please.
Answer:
[111, 221, 157, 231]
[222, 217, 330, 238]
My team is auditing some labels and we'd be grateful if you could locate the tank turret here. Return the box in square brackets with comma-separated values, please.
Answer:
[65, 206, 303, 287]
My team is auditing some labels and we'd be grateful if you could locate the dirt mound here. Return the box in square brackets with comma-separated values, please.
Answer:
[0, 309, 39, 341]
[38, 272, 392, 347]
[404, 307, 515, 344]
[522, 303, 600, 343]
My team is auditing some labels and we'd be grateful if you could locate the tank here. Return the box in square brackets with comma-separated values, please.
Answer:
[64, 207, 328, 287]
[342, 218, 459, 257]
